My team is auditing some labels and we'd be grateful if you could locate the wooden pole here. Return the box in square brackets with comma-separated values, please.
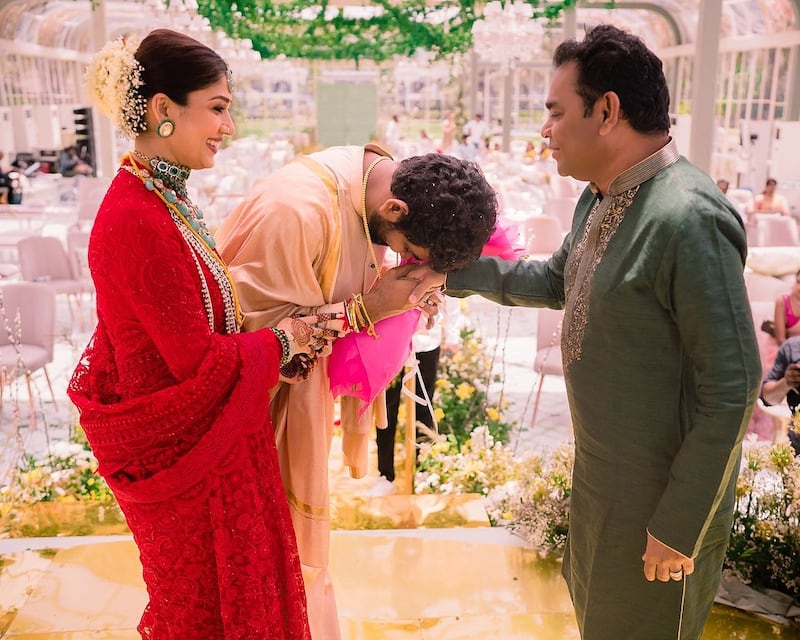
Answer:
[402, 363, 416, 495]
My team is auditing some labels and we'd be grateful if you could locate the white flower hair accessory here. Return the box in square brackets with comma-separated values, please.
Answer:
[84, 35, 147, 139]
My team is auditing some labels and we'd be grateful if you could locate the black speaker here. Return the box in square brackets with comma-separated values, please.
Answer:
[73, 106, 96, 172]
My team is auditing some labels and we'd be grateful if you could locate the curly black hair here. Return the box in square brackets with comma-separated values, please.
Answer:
[553, 24, 670, 134]
[390, 153, 498, 273]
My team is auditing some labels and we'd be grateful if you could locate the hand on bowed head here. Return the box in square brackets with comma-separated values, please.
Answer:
[275, 314, 342, 383]
[642, 531, 694, 583]
[363, 263, 441, 324]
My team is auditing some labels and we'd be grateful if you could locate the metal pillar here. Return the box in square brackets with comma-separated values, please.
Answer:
[91, 0, 116, 179]
[502, 70, 512, 152]
[688, 0, 722, 174]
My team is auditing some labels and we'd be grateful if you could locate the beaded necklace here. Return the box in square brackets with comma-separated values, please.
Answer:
[133, 150, 215, 247]
[361, 155, 389, 280]
[122, 153, 242, 333]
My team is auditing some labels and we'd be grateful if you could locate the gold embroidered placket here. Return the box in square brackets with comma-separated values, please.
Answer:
[562, 186, 639, 369]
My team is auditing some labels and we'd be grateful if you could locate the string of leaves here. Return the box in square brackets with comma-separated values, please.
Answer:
[194, 0, 582, 63]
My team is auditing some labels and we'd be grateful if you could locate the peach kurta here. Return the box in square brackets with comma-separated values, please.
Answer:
[216, 144, 390, 639]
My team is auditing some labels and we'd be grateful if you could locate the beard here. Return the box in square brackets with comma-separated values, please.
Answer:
[368, 216, 395, 246]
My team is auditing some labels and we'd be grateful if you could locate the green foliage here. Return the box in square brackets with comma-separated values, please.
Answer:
[194, 0, 585, 62]
[487, 443, 573, 554]
[416, 431, 518, 495]
[725, 442, 800, 602]
[434, 327, 514, 447]
[0, 431, 113, 506]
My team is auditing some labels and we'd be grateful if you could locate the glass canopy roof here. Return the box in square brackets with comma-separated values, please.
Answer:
[577, 0, 799, 47]
[0, 0, 798, 53]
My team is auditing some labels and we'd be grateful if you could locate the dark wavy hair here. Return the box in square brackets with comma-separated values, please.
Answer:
[390, 153, 498, 273]
[553, 24, 670, 134]
[133, 29, 230, 132]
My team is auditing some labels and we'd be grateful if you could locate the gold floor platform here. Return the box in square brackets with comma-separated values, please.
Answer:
[1, 528, 798, 640]
[2, 437, 798, 639]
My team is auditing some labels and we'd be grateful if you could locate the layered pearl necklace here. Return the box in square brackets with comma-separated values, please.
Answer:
[122, 152, 242, 333]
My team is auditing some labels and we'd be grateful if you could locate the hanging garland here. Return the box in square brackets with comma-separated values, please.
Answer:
[194, 0, 584, 63]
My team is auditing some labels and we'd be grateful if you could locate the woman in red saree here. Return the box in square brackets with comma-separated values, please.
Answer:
[68, 29, 326, 639]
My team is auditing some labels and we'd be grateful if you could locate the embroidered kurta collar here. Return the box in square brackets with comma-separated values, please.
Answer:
[589, 138, 680, 198]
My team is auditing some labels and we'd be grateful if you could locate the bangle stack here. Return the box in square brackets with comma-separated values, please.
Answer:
[270, 327, 292, 366]
[344, 293, 379, 338]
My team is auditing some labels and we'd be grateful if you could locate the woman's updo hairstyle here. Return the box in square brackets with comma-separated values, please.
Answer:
[135, 28, 231, 108]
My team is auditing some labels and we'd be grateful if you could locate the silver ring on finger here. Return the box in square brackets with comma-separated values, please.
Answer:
[669, 569, 683, 581]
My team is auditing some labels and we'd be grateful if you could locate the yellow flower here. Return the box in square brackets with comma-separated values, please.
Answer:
[433, 441, 451, 455]
[87, 477, 95, 486]
[434, 407, 445, 422]
[455, 382, 475, 401]
[486, 407, 500, 422]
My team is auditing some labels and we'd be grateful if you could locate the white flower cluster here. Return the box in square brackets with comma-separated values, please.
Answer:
[84, 35, 147, 139]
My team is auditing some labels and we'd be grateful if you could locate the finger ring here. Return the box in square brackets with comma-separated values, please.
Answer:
[290, 318, 313, 346]
[669, 569, 683, 580]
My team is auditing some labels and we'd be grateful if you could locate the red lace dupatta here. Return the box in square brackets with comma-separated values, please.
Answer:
[67, 168, 310, 639]
[71, 329, 260, 502]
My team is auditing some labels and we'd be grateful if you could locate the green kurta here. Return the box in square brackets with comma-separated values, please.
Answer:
[448, 141, 761, 639]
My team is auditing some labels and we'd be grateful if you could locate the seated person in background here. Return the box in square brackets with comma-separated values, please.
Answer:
[0, 151, 9, 203]
[760, 335, 800, 454]
[773, 269, 800, 344]
[417, 129, 435, 155]
[523, 141, 537, 161]
[456, 134, 477, 162]
[59, 145, 93, 177]
[749, 177, 789, 216]
[538, 140, 552, 161]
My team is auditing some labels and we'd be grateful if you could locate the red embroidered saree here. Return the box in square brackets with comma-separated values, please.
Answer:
[68, 169, 310, 639]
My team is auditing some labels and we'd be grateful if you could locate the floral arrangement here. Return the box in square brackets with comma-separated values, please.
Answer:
[0, 435, 113, 511]
[433, 327, 515, 448]
[725, 440, 800, 602]
[415, 426, 518, 495]
[84, 35, 147, 139]
[486, 442, 574, 554]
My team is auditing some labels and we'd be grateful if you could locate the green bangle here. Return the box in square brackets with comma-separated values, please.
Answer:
[270, 328, 292, 367]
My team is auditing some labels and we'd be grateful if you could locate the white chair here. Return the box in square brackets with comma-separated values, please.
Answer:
[727, 188, 754, 217]
[756, 397, 792, 444]
[543, 196, 578, 231]
[754, 214, 800, 247]
[549, 174, 583, 198]
[531, 307, 565, 428]
[744, 271, 790, 303]
[74, 176, 110, 230]
[16, 235, 86, 330]
[524, 214, 564, 256]
[66, 229, 92, 288]
[0, 282, 57, 421]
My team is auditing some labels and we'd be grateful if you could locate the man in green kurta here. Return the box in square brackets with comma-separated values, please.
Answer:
[439, 25, 762, 639]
